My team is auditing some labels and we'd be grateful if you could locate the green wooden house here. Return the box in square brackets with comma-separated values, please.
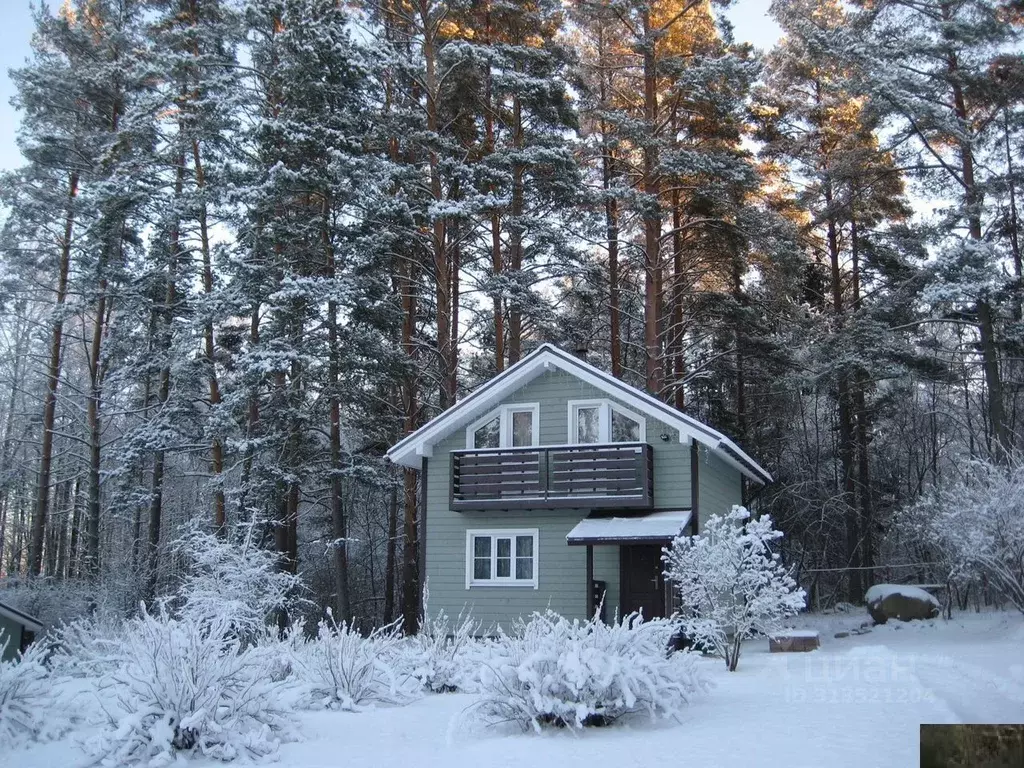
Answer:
[0, 600, 43, 662]
[387, 343, 771, 628]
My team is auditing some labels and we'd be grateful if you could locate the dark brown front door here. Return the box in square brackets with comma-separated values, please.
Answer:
[619, 544, 666, 620]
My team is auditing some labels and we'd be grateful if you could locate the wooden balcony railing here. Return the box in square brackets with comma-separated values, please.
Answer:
[450, 442, 654, 511]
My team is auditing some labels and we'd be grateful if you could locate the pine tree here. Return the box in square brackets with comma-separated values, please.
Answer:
[844, 0, 1023, 461]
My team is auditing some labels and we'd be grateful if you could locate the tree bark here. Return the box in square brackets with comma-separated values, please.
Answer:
[145, 151, 185, 601]
[28, 171, 78, 577]
[597, 25, 622, 380]
[384, 483, 398, 623]
[85, 251, 110, 579]
[824, 175, 861, 601]
[421, 1, 454, 409]
[641, 11, 663, 397]
[323, 195, 350, 622]
[192, 139, 225, 531]
[943, 4, 1007, 461]
[507, 88, 525, 365]
[400, 214, 420, 635]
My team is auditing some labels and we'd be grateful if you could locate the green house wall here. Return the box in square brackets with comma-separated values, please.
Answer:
[0, 613, 25, 662]
[422, 368, 747, 629]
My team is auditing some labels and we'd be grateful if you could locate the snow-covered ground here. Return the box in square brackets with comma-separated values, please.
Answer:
[13, 610, 1024, 768]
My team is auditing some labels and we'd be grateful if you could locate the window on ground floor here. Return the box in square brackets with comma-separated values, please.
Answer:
[465, 529, 538, 588]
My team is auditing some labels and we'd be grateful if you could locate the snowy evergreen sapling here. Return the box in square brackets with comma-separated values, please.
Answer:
[664, 505, 806, 671]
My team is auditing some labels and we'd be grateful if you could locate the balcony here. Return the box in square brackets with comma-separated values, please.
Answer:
[450, 442, 654, 511]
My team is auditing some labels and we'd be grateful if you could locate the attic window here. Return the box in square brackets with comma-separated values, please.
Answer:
[568, 399, 645, 444]
[466, 404, 539, 449]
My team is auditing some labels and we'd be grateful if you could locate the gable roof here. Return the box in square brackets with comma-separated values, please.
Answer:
[0, 599, 43, 632]
[386, 344, 772, 484]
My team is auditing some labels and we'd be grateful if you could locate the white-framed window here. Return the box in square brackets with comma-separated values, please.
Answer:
[567, 399, 645, 444]
[465, 529, 539, 588]
[465, 403, 540, 449]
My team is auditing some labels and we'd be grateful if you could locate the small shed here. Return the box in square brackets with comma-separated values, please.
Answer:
[0, 600, 43, 662]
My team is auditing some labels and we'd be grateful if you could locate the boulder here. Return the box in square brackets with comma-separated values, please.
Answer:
[769, 631, 820, 652]
[865, 584, 940, 624]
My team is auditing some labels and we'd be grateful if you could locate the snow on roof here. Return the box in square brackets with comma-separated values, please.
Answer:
[386, 343, 771, 484]
[865, 584, 941, 607]
[566, 510, 693, 544]
[0, 599, 43, 632]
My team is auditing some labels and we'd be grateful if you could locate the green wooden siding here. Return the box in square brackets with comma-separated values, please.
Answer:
[696, 443, 743, 529]
[0, 614, 24, 662]
[423, 368, 742, 628]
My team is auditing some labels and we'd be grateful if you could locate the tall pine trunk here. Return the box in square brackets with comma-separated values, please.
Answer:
[145, 152, 184, 601]
[323, 196, 349, 622]
[641, 11, 663, 397]
[85, 251, 111, 579]
[507, 89, 525, 365]
[193, 139, 225, 530]
[28, 171, 78, 577]
[943, 3, 1007, 461]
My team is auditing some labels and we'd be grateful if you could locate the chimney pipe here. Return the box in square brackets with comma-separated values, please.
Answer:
[574, 343, 589, 362]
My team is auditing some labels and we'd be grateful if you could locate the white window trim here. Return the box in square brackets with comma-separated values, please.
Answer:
[567, 398, 646, 444]
[465, 528, 539, 589]
[465, 403, 540, 449]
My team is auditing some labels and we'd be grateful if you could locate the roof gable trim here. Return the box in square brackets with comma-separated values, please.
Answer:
[386, 344, 771, 484]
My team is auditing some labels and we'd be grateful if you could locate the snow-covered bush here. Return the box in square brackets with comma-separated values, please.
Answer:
[50, 613, 127, 679]
[293, 616, 420, 711]
[465, 611, 706, 732]
[88, 605, 295, 765]
[0, 630, 69, 747]
[173, 520, 305, 640]
[664, 505, 806, 671]
[0, 576, 127, 630]
[904, 460, 1024, 615]
[404, 607, 481, 693]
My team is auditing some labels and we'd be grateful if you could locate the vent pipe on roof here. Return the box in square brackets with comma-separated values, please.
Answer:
[574, 343, 589, 362]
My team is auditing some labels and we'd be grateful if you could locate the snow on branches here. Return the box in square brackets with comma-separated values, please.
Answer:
[0, 630, 69, 748]
[664, 505, 806, 671]
[407, 608, 481, 694]
[173, 520, 305, 640]
[904, 460, 1024, 615]
[464, 611, 706, 732]
[87, 606, 296, 765]
[292, 616, 421, 711]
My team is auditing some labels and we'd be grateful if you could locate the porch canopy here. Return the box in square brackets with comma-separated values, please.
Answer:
[566, 509, 692, 546]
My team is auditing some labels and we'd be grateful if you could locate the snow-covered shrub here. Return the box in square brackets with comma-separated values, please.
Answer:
[0, 630, 69, 747]
[88, 605, 295, 765]
[293, 616, 420, 711]
[0, 576, 126, 630]
[403, 608, 480, 693]
[466, 611, 706, 732]
[904, 460, 1024, 615]
[173, 520, 305, 641]
[49, 613, 127, 679]
[664, 505, 806, 671]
